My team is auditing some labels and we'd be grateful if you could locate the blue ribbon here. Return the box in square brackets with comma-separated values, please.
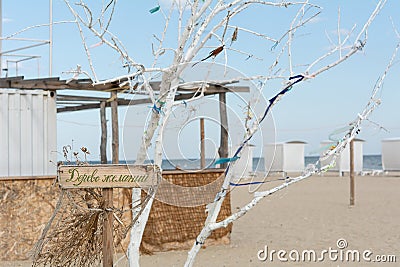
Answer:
[150, 103, 162, 114]
[214, 156, 239, 165]
[224, 74, 304, 176]
[271, 41, 279, 50]
[230, 178, 287, 186]
[230, 181, 265, 186]
[149, 5, 160, 14]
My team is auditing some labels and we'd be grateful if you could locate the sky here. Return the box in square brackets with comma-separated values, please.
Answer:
[2, 0, 400, 162]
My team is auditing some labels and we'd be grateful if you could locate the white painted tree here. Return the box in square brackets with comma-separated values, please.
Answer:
[58, 0, 393, 266]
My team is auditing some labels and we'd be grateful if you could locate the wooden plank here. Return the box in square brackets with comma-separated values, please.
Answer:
[24, 77, 60, 82]
[58, 164, 159, 188]
[0, 76, 24, 89]
[20, 92, 33, 175]
[0, 76, 24, 80]
[206, 85, 249, 93]
[57, 102, 102, 113]
[0, 76, 249, 93]
[0, 175, 55, 181]
[32, 92, 44, 175]
[9, 91, 21, 176]
[57, 94, 111, 102]
[0, 91, 9, 176]
[43, 91, 49, 174]
[56, 92, 203, 113]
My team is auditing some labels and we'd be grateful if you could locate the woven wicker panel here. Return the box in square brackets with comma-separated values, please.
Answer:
[0, 170, 232, 260]
[140, 170, 232, 253]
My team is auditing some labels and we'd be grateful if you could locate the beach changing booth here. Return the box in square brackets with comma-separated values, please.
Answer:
[264, 141, 306, 176]
[381, 138, 400, 171]
[0, 89, 57, 177]
[319, 138, 364, 176]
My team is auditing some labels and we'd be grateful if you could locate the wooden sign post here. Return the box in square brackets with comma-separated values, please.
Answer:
[58, 165, 158, 189]
[58, 164, 160, 266]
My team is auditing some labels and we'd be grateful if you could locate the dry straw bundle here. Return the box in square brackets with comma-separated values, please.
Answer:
[32, 187, 153, 266]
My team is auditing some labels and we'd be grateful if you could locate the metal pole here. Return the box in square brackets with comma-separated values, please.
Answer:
[49, 0, 53, 77]
[350, 140, 355, 206]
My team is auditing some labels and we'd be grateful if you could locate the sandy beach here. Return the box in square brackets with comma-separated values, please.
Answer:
[2, 174, 400, 267]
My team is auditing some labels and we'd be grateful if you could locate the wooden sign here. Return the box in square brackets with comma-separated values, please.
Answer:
[58, 164, 160, 189]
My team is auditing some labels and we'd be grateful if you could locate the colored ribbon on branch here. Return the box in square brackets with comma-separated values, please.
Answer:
[149, 5, 160, 14]
[230, 177, 289, 186]
[214, 156, 239, 165]
[225, 74, 304, 175]
[230, 181, 265, 186]
[271, 41, 279, 50]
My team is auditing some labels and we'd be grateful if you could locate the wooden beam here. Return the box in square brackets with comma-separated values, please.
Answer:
[100, 101, 107, 164]
[200, 118, 205, 169]
[200, 85, 249, 94]
[57, 94, 111, 102]
[56, 92, 199, 113]
[0, 76, 250, 93]
[218, 93, 229, 168]
[57, 102, 102, 113]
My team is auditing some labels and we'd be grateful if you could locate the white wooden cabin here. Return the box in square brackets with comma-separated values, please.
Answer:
[381, 138, 400, 171]
[0, 89, 57, 177]
[264, 141, 306, 176]
[319, 139, 364, 176]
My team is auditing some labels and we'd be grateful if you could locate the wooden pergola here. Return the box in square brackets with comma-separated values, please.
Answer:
[0, 76, 249, 165]
[0, 75, 249, 266]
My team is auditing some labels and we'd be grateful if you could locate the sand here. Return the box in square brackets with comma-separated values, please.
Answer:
[2, 174, 400, 267]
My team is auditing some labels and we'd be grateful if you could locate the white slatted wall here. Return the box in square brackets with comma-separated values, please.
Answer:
[0, 89, 57, 177]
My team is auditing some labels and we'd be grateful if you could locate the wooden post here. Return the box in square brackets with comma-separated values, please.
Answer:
[100, 101, 107, 164]
[350, 139, 355, 206]
[102, 188, 113, 267]
[218, 93, 229, 168]
[200, 118, 205, 169]
[111, 92, 119, 164]
[102, 92, 118, 266]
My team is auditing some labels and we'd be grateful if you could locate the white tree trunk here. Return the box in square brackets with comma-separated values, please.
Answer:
[128, 70, 179, 267]
[127, 188, 143, 267]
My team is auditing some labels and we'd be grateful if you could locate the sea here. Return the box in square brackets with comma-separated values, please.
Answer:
[91, 155, 383, 171]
